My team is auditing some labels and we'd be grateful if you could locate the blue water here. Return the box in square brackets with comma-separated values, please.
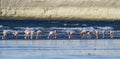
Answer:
[0, 20, 120, 59]
[0, 40, 120, 59]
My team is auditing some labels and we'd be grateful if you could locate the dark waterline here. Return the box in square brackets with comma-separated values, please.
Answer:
[0, 20, 120, 30]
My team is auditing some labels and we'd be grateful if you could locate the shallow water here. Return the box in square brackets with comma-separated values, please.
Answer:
[0, 40, 120, 59]
[0, 20, 120, 39]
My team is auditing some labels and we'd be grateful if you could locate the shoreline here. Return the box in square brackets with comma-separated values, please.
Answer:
[0, 16, 119, 21]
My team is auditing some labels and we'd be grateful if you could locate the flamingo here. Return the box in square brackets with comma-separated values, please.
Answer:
[30, 30, 34, 39]
[86, 31, 91, 39]
[47, 30, 57, 39]
[94, 30, 99, 39]
[36, 30, 42, 39]
[102, 30, 105, 38]
[2, 30, 8, 39]
[80, 29, 87, 39]
[13, 31, 19, 39]
[110, 30, 114, 39]
[68, 32, 74, 39]
[24, 29, 31, 39]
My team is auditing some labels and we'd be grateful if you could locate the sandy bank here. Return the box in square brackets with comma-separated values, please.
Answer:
[1, 0, 120, 20]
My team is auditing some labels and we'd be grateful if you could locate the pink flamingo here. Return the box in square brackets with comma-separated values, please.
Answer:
[24, 29, 31, 39]
[80, 29, 87, 39]
[36, 30, 42, 39]
[109, 30, 114, 39]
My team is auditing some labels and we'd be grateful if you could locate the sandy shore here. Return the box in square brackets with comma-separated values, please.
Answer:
[1, 0, 120, 20]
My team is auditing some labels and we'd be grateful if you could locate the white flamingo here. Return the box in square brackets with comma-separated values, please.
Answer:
[94, 30, 99, 39]
[102, 30, 105, 38]
[30, 30, 34, 39]
[13, 31, 19, 39]
[2, 30, 8, 39]
[68, 32, 74, 39]
[47, 30, 57, 39]
[86, 31, 91, 39]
